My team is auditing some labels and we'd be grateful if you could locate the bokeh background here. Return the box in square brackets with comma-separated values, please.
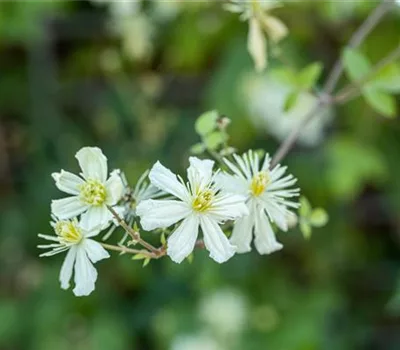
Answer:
[1, 1, 400, 349]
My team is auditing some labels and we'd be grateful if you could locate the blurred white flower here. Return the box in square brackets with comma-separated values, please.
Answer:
[51, 147, 124, 230]
[38, 218, 109, 296]
[216, 151, 299, 254]
[116, 14, 155, 61]
[171, 333, 223, 350]
[136, 157, 248, 263]
[225, 0, 288, 71]
[241, 73, 332, 146]
[199, 289, 248, 336]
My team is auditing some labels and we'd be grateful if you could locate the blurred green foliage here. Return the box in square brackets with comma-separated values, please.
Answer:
[0, 1, 400, 349]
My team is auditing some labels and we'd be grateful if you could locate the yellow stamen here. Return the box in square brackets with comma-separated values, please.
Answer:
[55, 221, 83, 244]
[79, 179, 106, 206]
[251, 171, 270, 197]
[192, 189, 214, 213]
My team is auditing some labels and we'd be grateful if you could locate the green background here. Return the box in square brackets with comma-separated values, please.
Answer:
[0, 1, 400, 349]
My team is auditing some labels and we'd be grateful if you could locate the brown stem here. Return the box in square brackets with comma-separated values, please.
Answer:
[106, 205, 164, 257]
[270, 0, 394, 168]
[100, 243, 157, 258]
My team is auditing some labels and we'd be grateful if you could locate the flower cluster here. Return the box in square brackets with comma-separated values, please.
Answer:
[39, 145, 300, 296]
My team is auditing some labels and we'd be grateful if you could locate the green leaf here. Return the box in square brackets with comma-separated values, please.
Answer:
[195, 110, 219, 136]
[270, 68, 298, 85]
[190, 143, 206, 155]
[343, 48, 371, 82]
[204, 131, 227, 150]
[160, 233, 166, 246]
[300, 220, 312, 240]
[132, 253, 148, 260]
[187, 253, 194, 264]
[363, 87, 396, 118]
[283, 90, 299, 113]
[299, 196, 312, 217]
[143, 258, 151, 267]
[370, 63, 400, 93]
[298, 62, 323, 90]
[310, 208, 329, 227]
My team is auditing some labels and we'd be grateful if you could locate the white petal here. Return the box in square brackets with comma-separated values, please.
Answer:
[105, 170, 124, 205]
[73, 246, 98, 296]
[261, 15, 288, 43]
[200, 215, 236, 263]
[260, 194, 288, 231]
[80, 205, 111, 230]
[214, 173, 248, 195]
[51, 197, 88, 220]
[254, 208, 283, 255]
[209, 193, 249, 222]
[167, 215, 199, 263]
[136, 199, 190, 231]
[187, 157, 214, 191]
[59, 246, 77, 290]
[52, 170, 84, 195]
[75, 147, 108, 182]
[230, 204, 255, 253]
[248, 17, 267, 72]
[149, 161, 189, 201]
[84, 239, 110, 263]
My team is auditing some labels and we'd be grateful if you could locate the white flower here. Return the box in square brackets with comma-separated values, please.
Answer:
[199, 289, 248, 336]
[241, 72, 332, 146]
[225, 0, 288, 71]
[38, 218, 110, 296]
[136, 157, 249, 263]
[171, 333, 223, 350]
[51, 147, 124, 230]
[216, 151, 299, 254]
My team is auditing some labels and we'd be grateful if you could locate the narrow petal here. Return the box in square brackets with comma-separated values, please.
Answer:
[167, 215, 199, 263]
[200, 215, 236, 263]
[52, 170, 84, 195]
[136, 199, 190, 231]
[260, 194, 289, 231]
[105, 170, 124, 205]
[187, 157, 214, 191]
[59, 246, 77, 290]
[75, 147, 108, 182]
[261, 15, 288, 43]
[51, 197, 88, 220]
[208, 193, 249, 222]
[254, 208, 283, 255]
[230, 203, 255, 253]
[248, 17, 267, 72]
[73, 246, 98, 297]
[80, 205, 111, 231]
[149, 161, 189, 201]
[84, 239, 110, 263]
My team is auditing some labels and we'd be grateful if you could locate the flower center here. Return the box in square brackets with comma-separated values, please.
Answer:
[55, 221, 83, 245]
[192, 189, 214, 213]
[251, 171, 270, 197]
[79, 179, 107, 206]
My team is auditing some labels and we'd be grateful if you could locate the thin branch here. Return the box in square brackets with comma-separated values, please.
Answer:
[106, 205, 164, 257]
[270, 0, 393, 168]
[100, 243, 156, 257]
[323, 0, 394, 94]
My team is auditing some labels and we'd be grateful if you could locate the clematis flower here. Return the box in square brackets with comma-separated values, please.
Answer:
[38, 218, 109, 296]
[225, 0, 288, 72]
[51, 147, 124, 230]
[136, 157, 249, 263]
[216, 150, 299, 254]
